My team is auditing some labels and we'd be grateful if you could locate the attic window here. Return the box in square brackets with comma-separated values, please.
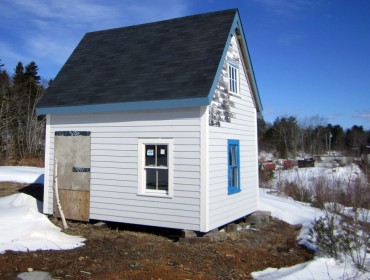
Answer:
[228, 62, 239, 94]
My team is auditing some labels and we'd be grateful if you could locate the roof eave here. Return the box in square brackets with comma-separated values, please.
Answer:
[36, 96, 210, 116]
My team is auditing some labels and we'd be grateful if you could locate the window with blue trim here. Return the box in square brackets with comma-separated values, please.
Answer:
[228, 139, 240, 194]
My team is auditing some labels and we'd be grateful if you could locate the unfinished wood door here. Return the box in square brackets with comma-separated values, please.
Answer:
[54, 131, 91, 221]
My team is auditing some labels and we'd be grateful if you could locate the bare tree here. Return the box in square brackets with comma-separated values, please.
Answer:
[271, 116, 301, 158]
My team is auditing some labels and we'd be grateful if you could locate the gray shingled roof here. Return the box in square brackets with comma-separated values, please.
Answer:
[37, 9, 238, 109]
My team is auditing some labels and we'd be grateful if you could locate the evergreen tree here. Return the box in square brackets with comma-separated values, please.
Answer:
[7, 61, 45, 160]
[13, 61, 25, 86]
[345, 125, 367, 154]
[25, 61, 40, 84]
[330, 124, 345, 151]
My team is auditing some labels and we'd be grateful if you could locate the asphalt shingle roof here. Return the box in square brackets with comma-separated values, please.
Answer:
[37, 9, 238, 109]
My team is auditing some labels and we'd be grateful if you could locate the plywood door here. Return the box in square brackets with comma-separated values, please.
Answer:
[54, 131, 91, 221]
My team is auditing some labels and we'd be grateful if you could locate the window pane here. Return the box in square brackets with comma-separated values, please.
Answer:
[234, 76, 237, 93]
[229, 166, 239, 188]
[233, 146, 237, 165]
[157, 169, 168, 191]
[157, 145, 168, 166]
[233, 167, 238, 187]
[229, 147, 232, 166]
[145, 145, 156, 166]
[230, 167, 235, 187]
[229, 145, 237, 166]
[146, 169, 157, 190]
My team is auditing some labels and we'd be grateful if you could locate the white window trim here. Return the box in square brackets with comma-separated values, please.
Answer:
[228, 61, 240, 95]
[138, 138, 174, 197]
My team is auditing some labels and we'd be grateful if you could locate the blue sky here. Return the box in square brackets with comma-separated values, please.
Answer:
[1, 0, 369, 129]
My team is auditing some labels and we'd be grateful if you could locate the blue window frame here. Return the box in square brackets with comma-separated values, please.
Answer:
[228, 139, 240, 194]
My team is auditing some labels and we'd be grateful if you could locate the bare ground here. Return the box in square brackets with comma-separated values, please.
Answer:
[0, 182, 314, 279]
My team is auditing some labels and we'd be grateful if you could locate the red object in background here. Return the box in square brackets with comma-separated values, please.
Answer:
[261, 162, 276, 171]
[283, 160, 293, 170]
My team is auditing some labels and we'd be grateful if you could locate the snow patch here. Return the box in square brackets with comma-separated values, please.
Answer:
[0, 166, 44, 184]
[259, 188, 324, 250]
[252, 257, 369, 280]
[0, 193, 85, 253]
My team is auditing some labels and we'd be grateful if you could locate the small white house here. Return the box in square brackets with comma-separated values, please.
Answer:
[37, 9, 263, 232]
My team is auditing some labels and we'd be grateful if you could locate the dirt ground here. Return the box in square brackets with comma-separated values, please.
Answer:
[0, 182, 314, 280]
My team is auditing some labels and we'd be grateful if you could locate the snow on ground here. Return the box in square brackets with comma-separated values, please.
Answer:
[0, 166, 368, 278]
[258, 151, 274, 162]
[259, 188, 323, 250]
[0, 166, 44, 184]
[252, 257, 369, 280]
[273, 164, 365, 190]
[0, 193, 85, 253]
[256, 188, 370, 280]
[0, 166, 84, 254]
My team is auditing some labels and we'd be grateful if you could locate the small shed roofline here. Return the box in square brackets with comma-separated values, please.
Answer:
[37, 9, 263, 117]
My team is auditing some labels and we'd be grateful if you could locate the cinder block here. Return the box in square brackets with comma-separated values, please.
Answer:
[181, 229, 197, 238]
[204, 228, 219, 237]
[226, 223, 238, 233]
[244, 211, 272, 225]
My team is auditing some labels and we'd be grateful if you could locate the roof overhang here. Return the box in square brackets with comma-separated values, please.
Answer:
[36, 96, 210, 115]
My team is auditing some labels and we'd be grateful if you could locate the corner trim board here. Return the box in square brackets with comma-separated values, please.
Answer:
[200, 106, 209, 232]
[43, 114, 51, 214]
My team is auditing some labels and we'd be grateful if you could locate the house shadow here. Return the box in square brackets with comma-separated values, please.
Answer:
[18, 174, 44, 212]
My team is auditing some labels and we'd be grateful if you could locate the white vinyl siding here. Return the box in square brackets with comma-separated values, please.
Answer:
[45, 108, 202, 231]
[43, 34, 260, 233]
[208, 35, 258, 230]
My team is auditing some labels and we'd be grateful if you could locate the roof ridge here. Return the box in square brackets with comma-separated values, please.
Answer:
[86, 8, 238, 35]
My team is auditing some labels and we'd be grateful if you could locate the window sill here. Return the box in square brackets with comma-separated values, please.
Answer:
[228, 92, 241, 98]
[137, 192, 173, 199]
[228, 189, 241, 195]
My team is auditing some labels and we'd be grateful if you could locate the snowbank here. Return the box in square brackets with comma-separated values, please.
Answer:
[257, 189, 370, 280]
[259, 188, 323, 250]
[252, 257, 369, 280]
[0, 193, 85, 253]
[0, 166, 44, 184]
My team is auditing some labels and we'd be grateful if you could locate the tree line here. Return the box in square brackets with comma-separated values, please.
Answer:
[0, 59, 46, 163]
[258, 115, 370, 159]
[1, 59, 369, 163]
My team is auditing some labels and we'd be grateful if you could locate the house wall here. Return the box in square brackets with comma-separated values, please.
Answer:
[44, 108, 202, 231]
[208, 35, 259, 230]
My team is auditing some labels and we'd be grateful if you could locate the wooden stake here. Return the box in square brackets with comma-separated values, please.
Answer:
[54, 159, 68, 230]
